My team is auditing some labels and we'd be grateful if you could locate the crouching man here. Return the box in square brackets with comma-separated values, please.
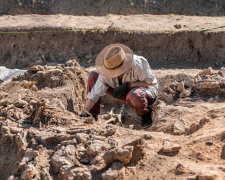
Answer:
[81, 44, 158, 127]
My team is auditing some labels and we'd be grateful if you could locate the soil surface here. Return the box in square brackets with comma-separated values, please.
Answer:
[0, 15, 225, 69]
[0, 1, 225, 179]
[1, 0, 225, 16]
[0, 61, 224, 180]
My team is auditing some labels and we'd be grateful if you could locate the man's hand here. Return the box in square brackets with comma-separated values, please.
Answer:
[112, 82, 130, 98]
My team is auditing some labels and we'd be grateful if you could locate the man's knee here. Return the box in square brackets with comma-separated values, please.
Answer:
[126, 88, 148, 109]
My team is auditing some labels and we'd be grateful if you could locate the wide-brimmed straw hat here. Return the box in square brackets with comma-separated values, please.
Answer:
[96, 43, 133, 78]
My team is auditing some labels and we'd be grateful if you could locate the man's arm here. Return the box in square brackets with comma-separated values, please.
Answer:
[82, 98, 96, 115]
[81, 74, 108, 116]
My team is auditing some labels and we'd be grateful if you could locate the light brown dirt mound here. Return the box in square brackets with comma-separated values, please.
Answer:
[0, 61, 225, 179]
[1, 0, 225, 16]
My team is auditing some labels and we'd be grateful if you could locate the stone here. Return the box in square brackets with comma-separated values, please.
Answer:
[15, 99, 28, 108]
[35, 130, 75, 146]
[177, 81, 185, 92]
[100, 125, 116, 137]
[175, 163, 188, 175]
[75, 133, 89, 144]
[184, 76, 194, 87]
[86, 140, 106, 156]
[122, 136, 143, 147]
[59, 166, 91, 180]
[162, 140, 181, 153]
[51, 145, 77, 173]
[103, 146, 133, 165]
[29, 65, 43, 73]
[173, 119, 188, 135]
[195, 81, 220, 89]
[102, 162, 125, 180]
[21, 164, 38, 180]
[189, 123, 200, 133]
[200, 67, 213, 76]
[196, 172, 218, 180]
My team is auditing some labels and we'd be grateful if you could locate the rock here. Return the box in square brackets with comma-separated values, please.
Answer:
[184, 77, 194, 87]
[29, 65, 43, 73]
[175, 163, 190, 175]
[196, 81, 220, 89]
[200, 67, 213, 76]
[75, 133, 89, 144]
[100, 125, 116, 137]
[189, 123, 199, 133]
[86, 140, 106, 156]
[21, 164, 38, 180]
[179, 89, 191, 98]
[59, 166, 91, 180]
[51, 145, 77, 173]
[162, 140, 181, 153]
[102, 162, 125, 180]
[36, 130, 75, 146]
[122, 136, 143, 147]
[196, 172, 218, 180]
[175, 74, 194, 87]
[199, 117, 210, 126]
[177, 81, 185, 92]
[103, 146, 133, 166]
[172, 119, 188, 135]
[15, 99, 28, 108]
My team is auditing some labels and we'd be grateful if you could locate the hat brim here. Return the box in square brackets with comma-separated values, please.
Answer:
[96, 44, 133, 78]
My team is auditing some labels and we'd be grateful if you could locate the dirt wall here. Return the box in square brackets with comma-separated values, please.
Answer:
[0, 0, 225, 16]
[0, 30, 225, 69]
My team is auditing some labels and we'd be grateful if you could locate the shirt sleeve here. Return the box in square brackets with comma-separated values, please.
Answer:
[87, 75, 109, 102]
[136, 56, 158, 85]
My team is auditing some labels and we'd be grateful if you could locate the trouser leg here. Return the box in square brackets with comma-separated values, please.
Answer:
[126, 87, 155, 116]
[87, 70, 101, 117]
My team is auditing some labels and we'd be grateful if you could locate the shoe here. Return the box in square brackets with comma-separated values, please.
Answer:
[141, 110, 153, 128]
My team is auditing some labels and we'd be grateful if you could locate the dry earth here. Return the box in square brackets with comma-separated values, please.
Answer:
[0, 14, 225, 69]
[1, 0, 225, 16]
[0, 1, 225, 179]
[0, 60, 224, 180]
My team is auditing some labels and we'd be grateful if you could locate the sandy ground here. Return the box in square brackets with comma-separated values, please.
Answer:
[0, 60, 224, 179]
[0, 14, 225, 32]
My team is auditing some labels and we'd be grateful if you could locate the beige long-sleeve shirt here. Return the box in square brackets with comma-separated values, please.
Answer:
[87, 55, 159, 102]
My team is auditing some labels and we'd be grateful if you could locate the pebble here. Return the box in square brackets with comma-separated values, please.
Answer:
[162, 140, 181, 153]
